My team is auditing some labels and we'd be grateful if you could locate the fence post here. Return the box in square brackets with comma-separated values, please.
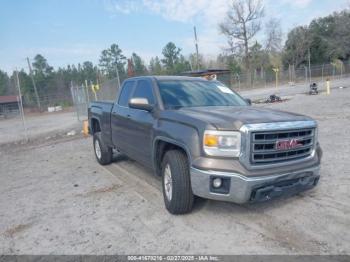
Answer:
[326, 78, 331, 95]
[321, 64, 324, 82]
[273, 68, 279, 90]
[15, 69, 28, 141]
[340, 63, 343, 79]
[85, 80, 90, 105]
[288, 64, 291, 83]
[235, 74, 241, 92]
[70, 82, 80, 121]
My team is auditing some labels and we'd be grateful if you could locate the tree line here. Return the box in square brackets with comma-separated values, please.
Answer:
[219, 0, 350, 86]
[0, 42, 192, 105]
[1, 0, 350, 102]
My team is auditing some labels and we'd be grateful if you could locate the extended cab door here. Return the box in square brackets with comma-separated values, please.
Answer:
[127, 79, 157, 167]
[111, 80, 135, 155]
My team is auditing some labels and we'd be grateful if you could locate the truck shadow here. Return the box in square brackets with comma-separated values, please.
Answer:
[205, 192, 312, 215]
[110, 154, 311, 214]
[112, 153, 129, 163]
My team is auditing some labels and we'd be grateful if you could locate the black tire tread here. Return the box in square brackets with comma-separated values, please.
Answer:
[162, 149, 194, 214]
[93, 132, 113, 165]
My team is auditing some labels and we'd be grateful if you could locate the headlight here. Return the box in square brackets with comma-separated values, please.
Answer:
[203, 130, 241, 157]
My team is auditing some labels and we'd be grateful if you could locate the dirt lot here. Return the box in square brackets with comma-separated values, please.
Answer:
[0, 110, 80, 145]
[0, 87, 349, 255]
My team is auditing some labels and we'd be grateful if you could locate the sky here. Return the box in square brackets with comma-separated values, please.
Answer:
[0, 0, 348, 73]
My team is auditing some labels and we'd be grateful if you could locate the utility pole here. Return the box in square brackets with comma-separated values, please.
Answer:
[26, 57, 41, 110]
[308, 48, 312, 83]
[193, 26, 199, 70]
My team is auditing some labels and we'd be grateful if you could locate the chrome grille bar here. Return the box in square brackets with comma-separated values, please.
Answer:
[239, 121, 318, 170]
[253, 149, 312, 163]
[253, 129, 313, 140]
[252, 141, 313, 153]
[250, 128, 315, 164]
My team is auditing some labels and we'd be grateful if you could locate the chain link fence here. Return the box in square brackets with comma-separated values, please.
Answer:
[83, 61, 350, 102]
[1, 61, 349, 145]
[97, 78, 121, 101]
[70, 85, 90, 121]
[69, 78, 122, 122]
[0, 99, 20, 119]
[67, 61, 350, 116]
[229, 61, 350, 91]
[0, 81, 78, 145]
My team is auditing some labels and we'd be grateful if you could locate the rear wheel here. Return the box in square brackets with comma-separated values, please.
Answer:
[93, 132, 113, 165]
[161, 150, 194, 214]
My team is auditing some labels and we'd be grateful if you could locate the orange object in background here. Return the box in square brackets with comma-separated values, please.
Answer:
[82, 120, 89, 137]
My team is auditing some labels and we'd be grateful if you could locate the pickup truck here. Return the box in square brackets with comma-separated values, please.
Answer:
[88, 76, 322, 214]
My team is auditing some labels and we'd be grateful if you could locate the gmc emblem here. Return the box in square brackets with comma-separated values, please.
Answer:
[276, 139, 302, 150]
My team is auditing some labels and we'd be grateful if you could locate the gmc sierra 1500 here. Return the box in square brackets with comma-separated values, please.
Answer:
[88, 76, 322, 214]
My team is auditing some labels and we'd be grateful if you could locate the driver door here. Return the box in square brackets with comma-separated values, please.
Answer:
[126, 79, 157, 167]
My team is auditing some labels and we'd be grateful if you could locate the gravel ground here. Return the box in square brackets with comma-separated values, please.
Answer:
[0, 111, 80, 145]
[240, 76, 350, 100]
[0, 87, 349, 255]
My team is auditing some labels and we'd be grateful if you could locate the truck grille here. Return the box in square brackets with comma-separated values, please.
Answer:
[251, 128, 315, 164]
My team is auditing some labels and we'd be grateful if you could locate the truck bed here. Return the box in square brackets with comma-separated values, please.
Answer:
[88, 101, 115, 145]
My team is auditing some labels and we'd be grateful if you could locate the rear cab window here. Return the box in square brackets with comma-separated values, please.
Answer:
[118, 81, 135, 107]
[131, 79, 155, 105]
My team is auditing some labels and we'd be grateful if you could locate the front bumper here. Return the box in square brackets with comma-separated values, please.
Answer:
[190, 165, 320, 204]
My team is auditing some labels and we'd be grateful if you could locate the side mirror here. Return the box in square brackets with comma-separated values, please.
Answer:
[245, 98, 252, 105]
[129, 97, 154, 111]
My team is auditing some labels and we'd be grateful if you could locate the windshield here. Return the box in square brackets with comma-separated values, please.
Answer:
[157, 80, 248, 109]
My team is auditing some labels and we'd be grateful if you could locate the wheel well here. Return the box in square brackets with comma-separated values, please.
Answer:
[155, 140, 188, 176]
[91, 118, 101, 134]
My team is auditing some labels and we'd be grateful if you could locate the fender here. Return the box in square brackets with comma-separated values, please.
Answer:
[89, 117, 101, 134]
[152, 136, 193, 174]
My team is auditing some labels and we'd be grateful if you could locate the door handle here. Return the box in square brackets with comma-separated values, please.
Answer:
[126, 114, 131, 118]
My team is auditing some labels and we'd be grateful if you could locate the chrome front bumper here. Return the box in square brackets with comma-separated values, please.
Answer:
[190, 165, 320, 204]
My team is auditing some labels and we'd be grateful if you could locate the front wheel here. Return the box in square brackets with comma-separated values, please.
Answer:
[93, 132, 113, 165]
[161, 150, 194, 214]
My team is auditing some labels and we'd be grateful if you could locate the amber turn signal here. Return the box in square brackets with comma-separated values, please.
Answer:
[204, 134, 218, 147]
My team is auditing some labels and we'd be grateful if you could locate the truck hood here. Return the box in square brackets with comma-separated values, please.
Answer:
[176, 106, 312, 130]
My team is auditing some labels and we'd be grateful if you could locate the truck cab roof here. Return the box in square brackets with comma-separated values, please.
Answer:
[124, 75, 209, 82]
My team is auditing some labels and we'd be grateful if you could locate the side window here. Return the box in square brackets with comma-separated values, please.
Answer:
[118, 81, 134, 107]
[132, 80, 155, 104]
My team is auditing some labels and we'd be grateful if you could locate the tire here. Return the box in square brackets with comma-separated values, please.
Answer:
[93, 132, 113, 165]
[161, 150, 194, 214]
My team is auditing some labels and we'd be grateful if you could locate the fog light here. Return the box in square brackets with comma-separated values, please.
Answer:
[213, 178, 222, 188]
